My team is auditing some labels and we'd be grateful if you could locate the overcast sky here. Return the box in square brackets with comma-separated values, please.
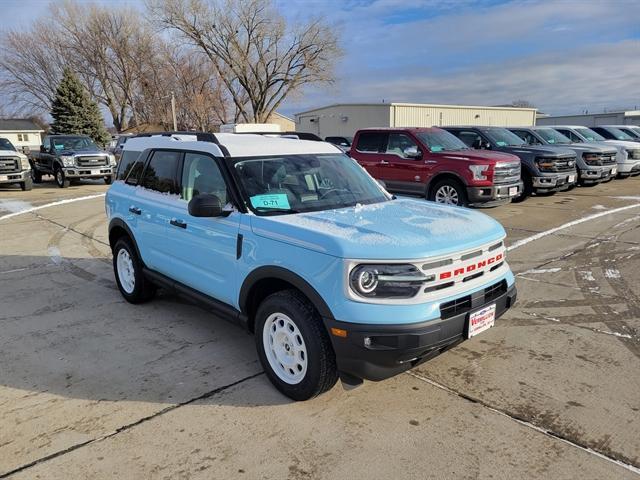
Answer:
[3, 0, 640, 122]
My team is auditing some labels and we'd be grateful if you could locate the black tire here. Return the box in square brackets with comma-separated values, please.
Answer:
[112, 237, 156, 304]
[255, 289, 338, 401]
[54, 167, 70, 188]
[20, 177, 33, 191]
[104, 175, 113, 185]
[512, 171, 532, 203]
[31, 168, 42, 183]
[428, 179, 468, 207]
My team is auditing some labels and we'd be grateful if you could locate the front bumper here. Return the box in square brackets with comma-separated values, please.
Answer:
[0, 169, 30, 184]
[617, 161, 640, 175]
[532, 172, 577, 192]
[325, 282, 517, 382]
[63, 166, 114, 178]
[578, 166, 609, 184]
[466, 181, 523, 206]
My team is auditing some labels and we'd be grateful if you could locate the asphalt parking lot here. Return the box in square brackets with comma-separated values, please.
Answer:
[1, 178, 639, 479]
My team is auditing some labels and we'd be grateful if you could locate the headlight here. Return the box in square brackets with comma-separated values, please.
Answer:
[468, 164, 489, 181]
[60, 155, 75, 167]
[109, 154, 117, 166]
[583, 153, 599, 161]
[19, 155, 30, 170]
[349, 264, 430, 299]
[534, 157, 556, 169]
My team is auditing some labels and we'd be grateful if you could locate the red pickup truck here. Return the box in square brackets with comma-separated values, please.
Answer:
[349, 127, 523, 207]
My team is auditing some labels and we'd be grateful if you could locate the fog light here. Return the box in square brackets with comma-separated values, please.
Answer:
[364, 337, 372, 347]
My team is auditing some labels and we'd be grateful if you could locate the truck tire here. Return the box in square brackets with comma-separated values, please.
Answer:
[31, 167, 42, 183]
[20, 177, 33, 191]
[429, 179, 468, 207]
[512, 172, 532, 203]
[54, 167, 70, 188]
[113, 237, 156, 304]
[104, 175, 113, 185]
[255, 289, 338, 401]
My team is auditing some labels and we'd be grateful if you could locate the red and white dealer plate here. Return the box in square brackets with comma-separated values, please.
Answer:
[467, 304, 496, 338]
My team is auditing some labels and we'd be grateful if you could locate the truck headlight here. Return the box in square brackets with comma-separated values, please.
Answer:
[349, 264, 430, 299]
[60, 155, 75, 167]
[109, 154, 117, 166]
[468, 164, 489, 181]
[19, 155, 30, 170]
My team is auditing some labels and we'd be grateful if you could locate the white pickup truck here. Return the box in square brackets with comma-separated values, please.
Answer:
[0, 137, 32, 191]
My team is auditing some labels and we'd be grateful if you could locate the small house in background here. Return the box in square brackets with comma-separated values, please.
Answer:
[0, 119, 45, 153]
[266, 112, 295, 132]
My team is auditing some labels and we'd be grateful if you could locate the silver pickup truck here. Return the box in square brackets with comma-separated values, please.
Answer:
[0, 137, 32, 191]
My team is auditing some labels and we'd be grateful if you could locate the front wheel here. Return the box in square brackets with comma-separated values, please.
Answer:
[54, 168, 70, 188]
[104, 175, 113, 185]
[255, 290, 338, 401]
[429, 179, 467, 207]
[31, 168, 42, 183]
[20, 176, 33, 191]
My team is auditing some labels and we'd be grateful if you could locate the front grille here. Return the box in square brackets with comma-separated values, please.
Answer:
[0, 157, 20, 173]
[439, 279, 508, 320]
[76, 155, 108, 167]
[537, 156, 576, 172]
[494, 162, 521, 184]
[440, 295, 472, 320]
[601, 154, 616, 165]
[629, 150, 640, 160]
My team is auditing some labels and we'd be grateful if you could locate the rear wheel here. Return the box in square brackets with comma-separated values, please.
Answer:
[31, 168, 42, 183]
[54, 167, 70, 188]
[113, 237, 156, 303]
[429, 179, 467, 207]
[255, 290, 338, 401]
[20, 177, 33, 191]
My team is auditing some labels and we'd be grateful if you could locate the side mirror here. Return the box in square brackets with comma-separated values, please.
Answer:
[403, 145, 422, 159]
[188, 194, 223, 217]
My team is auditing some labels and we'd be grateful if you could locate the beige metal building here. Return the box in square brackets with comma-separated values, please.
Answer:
[537, 109, 640, 127]
[295, 103, 537, 138]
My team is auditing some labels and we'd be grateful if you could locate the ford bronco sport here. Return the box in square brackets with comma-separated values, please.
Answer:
[30, 134, 116, 188]
[106, 133, 517, 400]
[0, 137, 32, 191]
[349, 127, 522, 207]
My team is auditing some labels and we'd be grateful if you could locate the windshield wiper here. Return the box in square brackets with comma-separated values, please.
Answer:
[254, 207, 300, 215]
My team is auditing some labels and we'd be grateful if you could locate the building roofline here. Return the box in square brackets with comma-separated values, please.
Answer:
[541, 110, 640, 119]
[295, 102, 538, 116]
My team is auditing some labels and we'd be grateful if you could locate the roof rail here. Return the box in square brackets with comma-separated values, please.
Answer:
[232, 131, 323, 142]
[131, 131, 220, 144]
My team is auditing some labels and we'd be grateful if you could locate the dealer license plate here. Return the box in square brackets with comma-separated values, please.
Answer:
[468, 304, 496, 338]
[0, 175, 7, 181]
[92, 169, 103, 175]
[508, 186, 518, 197]
[568, 174, 575, 183]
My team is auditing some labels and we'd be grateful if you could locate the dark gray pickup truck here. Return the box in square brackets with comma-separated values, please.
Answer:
[29, 134, 116, 188]
[444, 126, 578, 199]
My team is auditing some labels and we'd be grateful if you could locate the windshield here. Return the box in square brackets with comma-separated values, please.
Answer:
[604, 127, 634, 141]
[575, 127, 605, 142]
[232, 153, 390, 215]
[622, 127, 640, 139]
[415, 130, 468, 152]
[535, 128, 571, 144]
[52, 136, 100, 151]
[0, 138, 16, 151]
[482, 128, 526, 147]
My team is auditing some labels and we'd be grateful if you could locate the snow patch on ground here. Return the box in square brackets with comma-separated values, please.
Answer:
[0, 199, 33, 213]
[604, 268, 621, 279]
[591, 204, 607, 210]
[519, 267, 561, 276]
[612, 196, 640, 201]
[47, 246, 63, 265]
[592, 328, 632, 339]
[578, 270, 596, 282]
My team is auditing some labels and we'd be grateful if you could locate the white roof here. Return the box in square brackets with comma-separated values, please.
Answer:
[123, 133, 340, 158]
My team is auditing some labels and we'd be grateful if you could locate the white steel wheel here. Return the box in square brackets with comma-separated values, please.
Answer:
[262, 312, 308, 385]
[435, 184, 459, 205]
[116, 248, 136, 294]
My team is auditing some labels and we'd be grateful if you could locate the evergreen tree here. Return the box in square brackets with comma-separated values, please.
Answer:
[50, 68, 110, 146]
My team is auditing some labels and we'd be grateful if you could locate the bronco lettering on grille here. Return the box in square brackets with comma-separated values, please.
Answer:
[439, 253, 503, 280]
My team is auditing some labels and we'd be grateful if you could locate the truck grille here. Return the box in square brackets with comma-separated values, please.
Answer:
[0, 156, 20, 173]
[76, 155, 108, 167]
[601, 154, 616, 165]
[494, 162, 521, 184]
[553, 156, 577, 172]
[629, 150, 640, 160]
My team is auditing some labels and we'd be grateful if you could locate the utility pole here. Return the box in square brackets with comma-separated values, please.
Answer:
[171, 91, 177, 131]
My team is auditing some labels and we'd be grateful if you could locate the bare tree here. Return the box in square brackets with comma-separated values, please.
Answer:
[149, 0, 341, 123]
[511, 99, 536, 109]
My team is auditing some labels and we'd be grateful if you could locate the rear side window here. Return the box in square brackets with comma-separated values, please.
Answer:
[140, 150, 181, 194]
[356, 132, 387, 152]
[116, 150, 142, 180]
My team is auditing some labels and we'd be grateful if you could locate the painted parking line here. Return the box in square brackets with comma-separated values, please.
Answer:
[0, 193, 106, 222]
[507, 203, 640, 251]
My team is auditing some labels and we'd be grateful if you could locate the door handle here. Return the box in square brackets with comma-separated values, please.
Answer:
[170, 218, 187, 229]
[380, 160, 390, 165]
[129, 206, 141, 215]
[425, 160, 438, 164]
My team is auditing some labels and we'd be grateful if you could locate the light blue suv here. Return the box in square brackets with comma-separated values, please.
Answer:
[106, 132, 517, 400]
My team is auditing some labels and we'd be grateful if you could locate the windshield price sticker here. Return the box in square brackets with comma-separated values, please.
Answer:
[250, 194, 291, 210]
